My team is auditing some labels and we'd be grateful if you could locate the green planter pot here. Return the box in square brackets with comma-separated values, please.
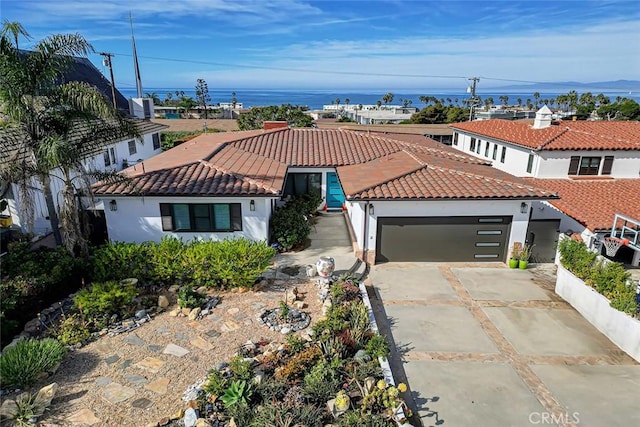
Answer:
[518, 260, 529, 270]
[508, 259, 519, 268]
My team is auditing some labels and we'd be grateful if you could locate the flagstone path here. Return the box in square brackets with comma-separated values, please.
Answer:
[37, 279, 322, 427]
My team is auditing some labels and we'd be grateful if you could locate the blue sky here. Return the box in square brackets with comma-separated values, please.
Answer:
[3, 0, 640, 90]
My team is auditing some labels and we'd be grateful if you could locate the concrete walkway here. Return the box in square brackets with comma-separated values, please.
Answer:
[270, 212, 358, 277]
[368, 263, 640, 427]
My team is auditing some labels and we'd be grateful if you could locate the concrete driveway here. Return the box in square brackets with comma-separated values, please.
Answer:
[368, 263, 640, 427]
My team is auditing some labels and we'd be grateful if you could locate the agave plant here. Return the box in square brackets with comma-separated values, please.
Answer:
[221, 380, 253, 407]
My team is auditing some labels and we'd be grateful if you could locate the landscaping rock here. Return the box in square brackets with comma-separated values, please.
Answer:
[188, 308, 201, 320]
[195, 419, 211, 427]
[181, 307, 192, 316]
[183, 408, 198, 427]
[0, 398, 17, 419]
[169, 308, 181, 317]
[168, 285, 180, 293]
[294, 301, 307, 309]
[196, 286, 208, 295]
[158, 295, 170, 308]
[135, 309, 147, 320]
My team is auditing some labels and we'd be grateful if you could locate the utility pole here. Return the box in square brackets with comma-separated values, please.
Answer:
[468, 77, 480, 121]
[99, 52, 117, 110]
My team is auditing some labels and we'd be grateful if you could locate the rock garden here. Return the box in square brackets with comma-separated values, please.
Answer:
[0, 234, 412, 426]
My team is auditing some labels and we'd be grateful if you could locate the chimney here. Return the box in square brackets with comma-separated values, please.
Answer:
[129, 97, 154, 120]
[533, 105, 552, 129]
[263, 121, 289, 130]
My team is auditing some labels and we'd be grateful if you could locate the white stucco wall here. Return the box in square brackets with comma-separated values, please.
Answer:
[452, 130, 640, 178]
[345, 201, 366, 248]
[102, 196, 276, 243]
[453, 132, 535, 177]
[347, 199, 531, 259]
[537, 150, 640, 178]
[7, 132, 163, 235]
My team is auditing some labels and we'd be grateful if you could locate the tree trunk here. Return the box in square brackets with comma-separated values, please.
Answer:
[41, 174, 63, 246]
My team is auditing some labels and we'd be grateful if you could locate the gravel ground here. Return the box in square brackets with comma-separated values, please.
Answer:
[27, 278, 322, 427]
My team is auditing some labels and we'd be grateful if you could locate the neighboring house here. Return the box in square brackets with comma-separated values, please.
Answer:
[93, 122, 557, 264]
[449, 108, 640, 265]
[0, 55, 168, 236]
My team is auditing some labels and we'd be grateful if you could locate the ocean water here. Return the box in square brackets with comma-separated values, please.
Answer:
[119, 88, 640, 111]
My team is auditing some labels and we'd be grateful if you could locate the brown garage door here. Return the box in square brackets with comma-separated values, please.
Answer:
[376, 216, 512, 263]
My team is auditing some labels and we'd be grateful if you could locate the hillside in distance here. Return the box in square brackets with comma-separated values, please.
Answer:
[491, 80, 640, 91]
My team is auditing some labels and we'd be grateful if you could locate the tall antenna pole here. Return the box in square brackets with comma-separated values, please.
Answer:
[99, 52, 117, 109]
[468, 77, 480, 121]
[130, 12, 143, 98]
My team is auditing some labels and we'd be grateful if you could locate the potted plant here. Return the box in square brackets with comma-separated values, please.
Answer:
[518, 244, 532, 269]
[508, 245, 521, 268]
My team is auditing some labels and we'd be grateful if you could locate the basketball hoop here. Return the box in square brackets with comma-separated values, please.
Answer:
[603, 236, 628, 256]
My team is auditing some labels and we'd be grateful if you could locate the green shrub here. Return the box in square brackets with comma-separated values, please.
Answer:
[558, 239, 597, 280]
[303, 359, 342, 404]
[203, 369, 229, 397]
[591, 261, 630, 297]
[91, 241, 151, 282]
[270, 202, 311, 251]
[338, 411, 395, 427]
[73, 280, 138, 322]
[254, 376, 290, 403]
[55, 314, 91, 345]
[148, 236, 187, 284]
[285, 333, 307, 354]
[251, 402, 326, 427]
[558, 237, 638, 317]
[229, 355, 253, 382]
[177, 286, 205, 309]
[0, 338, 66, 388]
[365, 334, 390, 359]
[182, 238, 275, 288]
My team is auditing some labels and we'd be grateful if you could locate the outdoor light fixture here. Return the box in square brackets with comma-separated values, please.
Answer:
[109, 199, 117, 211]
[520, 202, 528, 214]
[369, 204, 375, 215]
[250, 200, 255, 211]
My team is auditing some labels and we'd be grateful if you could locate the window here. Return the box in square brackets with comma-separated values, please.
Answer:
[484, 141, 490, 157]
[152, 133, 161, 150]
[283, 173, 321, 197]
[569, 156, 602, 175]
[476, 140, 482, 154]
[500, 146, 506, 163]
[453, 132, 459, 146]
[526, 154, 534, 173]
[159, 203, 242, 232]
[470, 137, 476, 152]
[492, 144, 498, 160]
[103, 147, 116, 166]
[128, 140, 137, 155]
[602, 156, 614, 175]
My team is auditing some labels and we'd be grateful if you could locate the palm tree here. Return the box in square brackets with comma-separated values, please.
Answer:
[454, 97, 459, 105]
[145, 91, 161, 106]
[516, 98, 522, 108]
[499, 95, 509, 106]
[533, 92, 540, 108]
[0, 22, 138, 254]
[344, 98, 350, 109]
[419, 95, 430, 107]
[376, 100, 382, 109]
[382, 92, 394, 106]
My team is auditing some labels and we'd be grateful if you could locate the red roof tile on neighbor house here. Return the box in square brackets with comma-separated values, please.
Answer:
[450, 119, 640, 151]
[527, 178, 640, 232]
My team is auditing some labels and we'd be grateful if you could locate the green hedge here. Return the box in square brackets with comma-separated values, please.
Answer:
[91, 237, 275, 288]
[558, 238, 638, 317]
[270, 193, 322, 251]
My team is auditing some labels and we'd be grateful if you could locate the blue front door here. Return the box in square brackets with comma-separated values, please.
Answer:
[326, 172, 345, 209]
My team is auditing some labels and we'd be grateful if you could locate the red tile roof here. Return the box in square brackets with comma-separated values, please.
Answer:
[94, 128, 556, 201]
[527, 178, 640, 232]
[450, 120, 640, 151]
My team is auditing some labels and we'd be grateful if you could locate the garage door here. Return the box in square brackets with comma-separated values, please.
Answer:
[376, 216, 511, 263]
